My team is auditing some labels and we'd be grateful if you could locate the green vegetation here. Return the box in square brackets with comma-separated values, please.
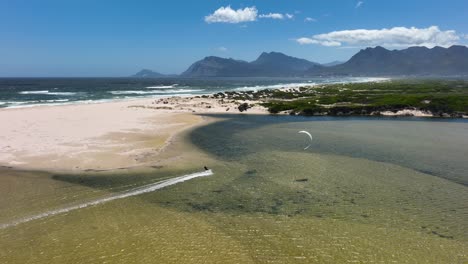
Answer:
[255, 80, 468, 116]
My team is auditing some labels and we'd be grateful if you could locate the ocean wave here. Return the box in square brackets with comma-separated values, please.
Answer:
[232, 77, 390, 92]
[41, 99, 70, 103]
[19, 90, 50, 94]
[4, 99, 72, 108]
[146, 84, 179, 89]
[4, 101, 29, 106]
[110, 89, 204, 95]
[233, 82, 317, 92]
[19, 90, 78, 96]
[323, 77, 390, 84]
[154, 89, 204, 94]
[46, 92, 77, 96]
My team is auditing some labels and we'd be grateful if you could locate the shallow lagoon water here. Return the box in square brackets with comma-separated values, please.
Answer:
[0, 115, 467, 263]
[191, 115, 468, 185]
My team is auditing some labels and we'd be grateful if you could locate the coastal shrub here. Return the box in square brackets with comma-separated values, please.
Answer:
[260, 80, 468, 116]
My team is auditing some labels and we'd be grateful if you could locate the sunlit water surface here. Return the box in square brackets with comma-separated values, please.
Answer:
[0, 116, 467, 263]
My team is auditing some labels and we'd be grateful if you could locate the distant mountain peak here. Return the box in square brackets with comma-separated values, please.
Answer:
[258, 51, 287, 57]
[307, 45, 468, 76]
[182, 51, 321, 77]
[254, 51, 312, 62]
[132, 69, 173, 78]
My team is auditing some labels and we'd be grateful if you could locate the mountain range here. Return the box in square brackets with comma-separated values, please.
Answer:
[134, 45, 468, 78]
[180, 52, 321, 77]
[132, 69, 178, 78]
[308, 45, 468, 76]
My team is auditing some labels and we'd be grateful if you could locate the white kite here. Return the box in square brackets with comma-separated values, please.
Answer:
[298, 130, 313, 150]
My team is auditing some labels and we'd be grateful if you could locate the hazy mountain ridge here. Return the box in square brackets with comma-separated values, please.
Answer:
[132, 69, 178, 78]
[180, 52, 321, 77]
[308, 45, 468, 76]
[323, 61, 345, 67]
[133, 46, 468, 77]
[181, 56, 256, 77]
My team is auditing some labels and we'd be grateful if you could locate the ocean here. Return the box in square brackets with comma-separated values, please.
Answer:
[0, 77, 387, 108]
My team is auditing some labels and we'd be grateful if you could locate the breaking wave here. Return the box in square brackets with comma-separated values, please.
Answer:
[109, 89, 204, 95]
[146, 84, 179, 89]
[19, 90, 78, 96]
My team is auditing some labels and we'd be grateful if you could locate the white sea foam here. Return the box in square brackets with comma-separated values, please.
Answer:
[19, 90, 78, 96]
[44, 99, 70, 102]
[154, 89, 204, 94]
[0, 170, 213, 229]
[46, 92, 77, 96]
[146, 84, 179, 89]
[4, 99, 72, 109]
[110, 89, 203, 95]
[110, 90, 157, 95]
[233, 82, 317, 92]
[233, 77, 390, 92]
[19, 90, 49, 94]
[4, 101, 29, 106]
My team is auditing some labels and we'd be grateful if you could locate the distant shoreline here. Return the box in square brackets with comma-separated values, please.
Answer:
[0, 77, 388, 109]
[1, 79, 466, 172]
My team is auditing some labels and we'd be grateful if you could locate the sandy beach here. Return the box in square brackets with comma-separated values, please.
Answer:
[0, 96, 266, 172]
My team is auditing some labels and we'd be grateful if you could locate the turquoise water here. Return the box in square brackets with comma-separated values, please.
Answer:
[179, 116, 468, 247]
[191, 115, 468, 186]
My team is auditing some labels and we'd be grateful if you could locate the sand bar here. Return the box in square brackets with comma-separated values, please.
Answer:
[0, 96, 266, 172]
[0, 99, 203, 171]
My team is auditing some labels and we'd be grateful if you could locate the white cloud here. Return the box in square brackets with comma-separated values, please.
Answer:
[218, 47, 228, 52]
[304, 17, 317, 22]
[205, 6, 295, 23]
[355, 1, 364, 8]
[205, 6, 257, 24]
[296, 38, 341, 47]
[296, 38, 313, 44]
[296, 26, 460, 48]
[259, 13, 284, 20]
[259, 12, 294, 20]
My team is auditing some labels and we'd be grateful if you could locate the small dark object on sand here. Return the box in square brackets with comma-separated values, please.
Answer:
[204, 166, 209, 171]
[295, 178, 308, 182]
[245, 170, 257, 176]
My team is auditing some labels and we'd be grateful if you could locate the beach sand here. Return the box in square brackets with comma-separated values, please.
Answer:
[0, 97, 266, 172]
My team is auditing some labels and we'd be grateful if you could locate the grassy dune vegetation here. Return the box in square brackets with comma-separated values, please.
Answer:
[219, 79, 468, 116]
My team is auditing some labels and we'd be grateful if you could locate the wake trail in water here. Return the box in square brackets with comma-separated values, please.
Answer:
[0, 170, 213, 229]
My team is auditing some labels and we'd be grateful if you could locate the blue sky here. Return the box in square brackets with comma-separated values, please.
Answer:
[1, 0, 467, 77]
